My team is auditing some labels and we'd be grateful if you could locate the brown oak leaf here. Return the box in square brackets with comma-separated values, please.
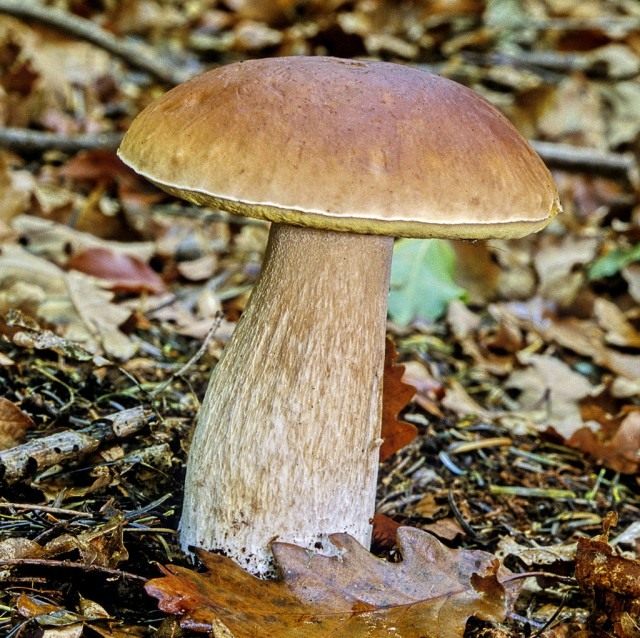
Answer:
[371, 513, 401, 549]
[575, 512, 640, 637]
[0, 397, 34, 450]
[145, 527, 520, 638]
[68, 247, 166, 295]
[380, 339, 417, 461]
[568, 409, 640, 474]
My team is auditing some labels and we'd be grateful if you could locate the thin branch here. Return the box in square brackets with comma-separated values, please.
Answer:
[530, 140, 638, 182]
[0, 0, 193, 85]
[0, 127, 122, 153]
[0, 558, 147, 583]
[0, 406, 150, 484]
[1, 126, 636, 183]
[149, 312, 223, 399]
[0, 502, 94, 518]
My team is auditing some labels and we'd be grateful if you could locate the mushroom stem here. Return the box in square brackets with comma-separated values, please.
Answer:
[180, 223, 393, 576]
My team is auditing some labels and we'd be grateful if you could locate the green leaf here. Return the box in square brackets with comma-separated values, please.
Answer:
[588, 243, 640, 280]
[388, 239, 466, 326]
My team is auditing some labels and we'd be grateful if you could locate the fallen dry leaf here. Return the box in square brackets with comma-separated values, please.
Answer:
[450, 241, 501, 306]
[533, 235, 598, 305]
[622, 264, 640, 303]
[16, 592, 111, 637]
[422, 518, 465, 542]
[576, 512, 640, 638]
[380, 339, 417, 461]
[0, 153, 34, 222]
[447, 301, 514, 376]
[0, 537, 43, 560]
[545, 318, 640, 380]
[371, 513, 401, 549]
[0, 245, 135, 359]
[146, 527, 520, 638]
[177, 254, 218, 281]
[60, 150, 133, 185]
[401, 360, 444, 417]
[0, 397, 34, 449]
[12, 215, 156, 263]
[45, 514, 129, 568]
[442, 379, 494, 421]
[496, 537, 576, 567]
[68, 247, 166, 295]
[568, 409, 640, 474]
[593, 298, 640, 349]
[505, 354, 595, 438]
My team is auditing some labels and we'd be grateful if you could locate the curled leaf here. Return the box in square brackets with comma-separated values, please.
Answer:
[68, 247, 165, 295]
[380, 339, 417, 461]
[146, 527, 519, 638]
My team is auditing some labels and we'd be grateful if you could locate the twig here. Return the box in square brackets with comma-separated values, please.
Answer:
[448, 436, 512, 454]
[448, 489, 478, 538]
[531, 140, 637, 182]
[0, 502, 94, 518]
[0, 0, 192, 85]
[149, 312, 223, 398]
[489, 485, 577, 499]
[0, 558, 147, 583]
[467, 49, 589, 75]
[502, 572, 575, 585]
[2, 125, 636, 185]
[531, 595, 569, 637]
[0, 406, 150, 484]
[0, 127, 122, 153]
[531, 16, 640, 34]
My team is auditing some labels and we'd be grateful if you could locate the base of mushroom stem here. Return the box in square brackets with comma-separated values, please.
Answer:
[180, 526, 368, 579]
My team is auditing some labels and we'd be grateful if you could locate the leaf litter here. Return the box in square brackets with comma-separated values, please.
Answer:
[1, 0, 640, 636]
[147, 527, 519, 638]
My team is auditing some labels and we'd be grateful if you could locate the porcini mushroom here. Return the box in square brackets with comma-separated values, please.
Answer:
[118, 56, 560, 576]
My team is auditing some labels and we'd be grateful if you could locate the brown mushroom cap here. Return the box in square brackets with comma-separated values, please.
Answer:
[118, 56, 560, 240]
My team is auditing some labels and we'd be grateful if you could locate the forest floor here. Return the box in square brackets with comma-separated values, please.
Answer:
[0, 1, 640, 636]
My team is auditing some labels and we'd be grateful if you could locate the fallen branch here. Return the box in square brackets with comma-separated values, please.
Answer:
[0, 127, 122, 153]
[0, 502, 94, 517]
[0, 0, 192, 85]
[2, 125, 636, 183]
[0, 557, 147, 582]
[0, 405, 151, 484]
[531, 140, 637, 181]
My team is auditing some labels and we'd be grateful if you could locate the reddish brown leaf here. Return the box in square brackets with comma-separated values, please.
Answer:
[371, 513, 401, 549]
[423, 517, 465, 541]
[60, 150, 138, 186]
[60, 150, 163, 215]
[567, 409, 640, 474]
[402, 360, 445, 417]
[0, 397, 34, 450]
[16, 592, 62, 618]
[145, 527, 519, 638]
[68, 247, 165, 295]
[380, 339, 417, 461]
[374, 514, 463, 548]
[575, 512, 640, 637]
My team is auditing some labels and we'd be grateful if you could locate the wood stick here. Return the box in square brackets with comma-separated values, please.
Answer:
[0, 502, 94, 517]
[530, 140, 637, 181]
[0, 0, 192, 85]
[2, 124, 635, 183]
[0, 406, 150, 484]
[0, 127, 122, 153]
[0, 557, 147, 582]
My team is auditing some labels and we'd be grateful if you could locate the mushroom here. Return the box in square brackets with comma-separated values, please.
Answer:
[118, 56, 560, 576]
